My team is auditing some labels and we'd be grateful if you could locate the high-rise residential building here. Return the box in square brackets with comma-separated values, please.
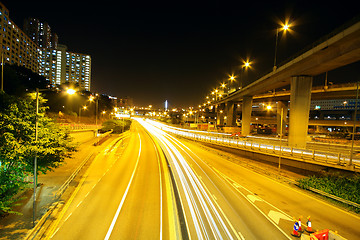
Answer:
[38, 44, 91, 91]
[0, 2, 40, 73]
[23, 17, 58, 50]
[0, 2, 91, 91]
[65, 50, 91, 91]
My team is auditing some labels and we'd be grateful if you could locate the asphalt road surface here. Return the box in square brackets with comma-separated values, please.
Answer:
[45, 119, 360, 239]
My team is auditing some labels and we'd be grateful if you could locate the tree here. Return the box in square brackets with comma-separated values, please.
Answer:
[0, 92, 76, 214]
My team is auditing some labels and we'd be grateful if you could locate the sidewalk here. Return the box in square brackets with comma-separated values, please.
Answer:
[0, 135, 117, 240]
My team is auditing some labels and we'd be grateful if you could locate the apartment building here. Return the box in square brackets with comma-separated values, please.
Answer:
[0, 2, 39, 73]
[0, 2, 91, 91]
[23, 17, 58, 50]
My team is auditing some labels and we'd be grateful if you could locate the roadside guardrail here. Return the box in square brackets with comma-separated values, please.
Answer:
[153, 122, 359, 172]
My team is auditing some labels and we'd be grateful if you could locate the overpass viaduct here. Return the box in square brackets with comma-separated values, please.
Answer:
[210, 20, 360, 149]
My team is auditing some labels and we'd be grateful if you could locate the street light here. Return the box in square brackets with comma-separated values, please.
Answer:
[211, 89, 219, 101]
[243, 61, 251, 69]
[79, 105, 87, 123]
[228, 75, 236, 93]
[66, 88, 76, 95]
[33, 88, 74, 226]
[89, 94, 100, 139]
[239, 60, 252, 89]
[273, 22, 291, 71]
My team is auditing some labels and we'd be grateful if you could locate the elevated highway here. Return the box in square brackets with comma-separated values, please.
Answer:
[219, 20, 360, 103]
[210, 19, 360, 151]
[253, 82, 358, 101]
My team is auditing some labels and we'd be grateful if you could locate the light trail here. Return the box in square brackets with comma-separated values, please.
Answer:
[145, 119, 360, 164]
[137, 118, 242, 239]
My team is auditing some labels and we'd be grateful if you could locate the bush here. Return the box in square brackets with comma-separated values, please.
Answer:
[0, 167, 26, 215]
[297, 173, 360, 204]
[101, 119, 132, 134]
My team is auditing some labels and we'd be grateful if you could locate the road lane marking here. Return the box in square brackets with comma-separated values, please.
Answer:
[47, 134, 129, 239]
[165, 134, 244, 239]
[138, 119, 191, 239]
[268, 210, 292, 225]
[64, 212, 72, 222]
[104, 133, 142, 240]
[238, 231, 245, 240]
[152, 140, 163, 240]
[247, 194, 263, 203]
[160, 130, 235, 238]
[140, 119, 244, 239]
[214, 169, 292, 240]
[47, 152, 102, 239]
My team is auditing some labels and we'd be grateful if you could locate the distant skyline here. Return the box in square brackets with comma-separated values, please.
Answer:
[3, 1, 360, 108]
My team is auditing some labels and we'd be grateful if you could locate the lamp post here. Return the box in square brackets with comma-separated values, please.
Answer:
[89, 94, 99, 134]
[240, 60, 251, 89]
[79, 105, 87, 123]
[228, 75, 235, 93]
[33, 88, 75, 226]
[211, 89, 219, 101]
[33, 88, 40, 227]
[273, 23, 290, 71]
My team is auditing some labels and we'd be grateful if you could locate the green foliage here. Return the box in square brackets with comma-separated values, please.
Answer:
[101, 119, 132, 134]
[297, 173, 360, 205]
[0, 166, 26, 215]
[0, 92, 76, 214]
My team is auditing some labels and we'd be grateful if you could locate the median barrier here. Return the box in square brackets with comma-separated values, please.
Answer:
[94, 129, 113, 146]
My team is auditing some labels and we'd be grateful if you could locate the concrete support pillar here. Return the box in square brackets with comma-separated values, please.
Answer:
[241, 96, 253, 136]
[352, 110, 357, 121]
[225, 101, 237, 127]
[216, 103, 225, 126]
[288, 76, 313, 148]
[276, 101, 288, 135]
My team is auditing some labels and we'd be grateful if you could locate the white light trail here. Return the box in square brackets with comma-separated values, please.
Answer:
[136, 118, 242, 239]
[144, 119, 360, 164]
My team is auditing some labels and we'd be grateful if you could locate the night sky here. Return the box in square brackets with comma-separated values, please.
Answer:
[3, 1, 360, 108]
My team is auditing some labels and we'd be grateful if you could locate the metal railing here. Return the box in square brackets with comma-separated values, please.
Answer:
[59, 123, 100, 131]
[159, 124, 359, 172]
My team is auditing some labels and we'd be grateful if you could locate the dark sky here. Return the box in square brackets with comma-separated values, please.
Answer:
[3, 1, 360, 108]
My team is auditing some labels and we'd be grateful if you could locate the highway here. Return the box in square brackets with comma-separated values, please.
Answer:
[44, 119, 360, 239]
[47, 123, 174, 239]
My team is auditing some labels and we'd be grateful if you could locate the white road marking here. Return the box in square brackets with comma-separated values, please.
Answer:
[268, 210, 292, 225]
[152, 141, 163, 240]
[247, 194, 263, 203]
[138, 119, 242, 239]
[104, 133, 142, 240]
